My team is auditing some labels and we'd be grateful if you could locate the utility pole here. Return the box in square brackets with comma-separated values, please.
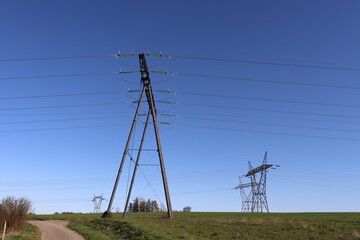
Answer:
[102, 53, 173, 218]
[235, 152, 279, 213]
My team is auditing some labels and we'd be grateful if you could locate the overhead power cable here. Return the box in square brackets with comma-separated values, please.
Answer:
[178, 102, 360, 119]
[0, 53, 135, 62]
[153, 72, 360, 90]
[168, 111, 356, 124]
[175, 115, 360, 133]
[177, 91, 360, 108]
[0, 123, 129, 133]
[0, 111, 133, 117]
[1, 89, 359, 110]
[0, 91, 123, 100]
[0, 89, 171, 100]
[0, 115, 130, 125]
[176, 123, 360, 142]
[0, 71, 135, 81]
[148, 54, 360, 72]
[172, 188, 233, 195]
[0, 102, 128, 111]
[0, 116, 360, 137]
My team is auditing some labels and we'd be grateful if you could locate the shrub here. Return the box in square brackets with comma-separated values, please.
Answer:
[0, 196, 32, 233]
[183, 206, 192, 212]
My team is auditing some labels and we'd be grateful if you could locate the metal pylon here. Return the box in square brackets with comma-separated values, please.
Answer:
[92, 194, 105, 213]
[235, 151, 279, 213]
[103, 53, 173, 218]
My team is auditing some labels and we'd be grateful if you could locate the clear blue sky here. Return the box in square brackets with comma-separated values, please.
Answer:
[0, 0, 360, 214]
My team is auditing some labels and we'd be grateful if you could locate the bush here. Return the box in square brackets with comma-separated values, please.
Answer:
[183, 206, 191, 212]
[0, 196, 32, 233]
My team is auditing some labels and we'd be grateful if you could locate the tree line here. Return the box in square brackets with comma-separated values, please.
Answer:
[127, 197, 166, 212]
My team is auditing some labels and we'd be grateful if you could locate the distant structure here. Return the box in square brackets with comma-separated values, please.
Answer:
[235, 152, 279, 212]
[92, 194, 105, 213]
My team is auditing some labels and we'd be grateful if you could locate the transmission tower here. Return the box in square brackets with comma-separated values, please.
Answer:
[235, 152, 279, 212]
[92, 194, 105, 213]
[103, 53, 173, 218]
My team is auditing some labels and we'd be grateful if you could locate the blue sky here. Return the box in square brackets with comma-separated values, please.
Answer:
[0, 0, 360, 214]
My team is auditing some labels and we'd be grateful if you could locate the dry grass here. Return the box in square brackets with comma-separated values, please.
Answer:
[215, 218, 237, 224]
[0, 196, 32, 234]
[298, 220, 310, 228]
[353, 230, 360, 239]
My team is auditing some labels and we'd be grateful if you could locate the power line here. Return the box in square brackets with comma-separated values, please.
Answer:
[0, 89, 172, 100]
[1, 70, 359, 92]
[174, 115, 360, 134]
[0, 54, 111, 62]
[0, 111, 133, 117]
[172, 188, 233, 195]
[1, 98, 359, 121]
[153, 70, 360, 90]
[177, 91, 360, 108]
[176, 123, 360, 142]
[2, 117, 358, 141]
[0, 53, 135, 62]
[0, 123, 129, 133]
[178, 102, 360, 119]
[172, 73, 360, 90]
[1, 88, 359, 111]
[0, 102, 128, 111]
[0, 115, 130, 125]
[168, 111, 355, 124]
[148, 54, 360, 72]
[0, 71, 135, 81]
[0, 91, 123, 100]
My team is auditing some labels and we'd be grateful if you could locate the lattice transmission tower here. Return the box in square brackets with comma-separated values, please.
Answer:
[92, 194, 106, 213]
[235, 152, 279, 212]
[103, 53, 173, 218]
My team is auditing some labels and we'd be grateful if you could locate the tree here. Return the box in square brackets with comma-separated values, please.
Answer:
[0, 196, 32, 233]
[151, 200, 159, 212]
[139, 198, 146, 212]
[183, 206, 191, 212]
[130, 198, 160, 212]
[146, 199, 151, 212]
[133, 197, 139, 212]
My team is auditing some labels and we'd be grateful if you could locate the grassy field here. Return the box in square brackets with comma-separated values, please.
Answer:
[6, 223, 41, 240]
[29, 212, 360, 240]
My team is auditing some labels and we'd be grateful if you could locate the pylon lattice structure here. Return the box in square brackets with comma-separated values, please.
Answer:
[92, 194, 105, 213]
[103, 53, 173, 218]
[235, 152, 279, 212]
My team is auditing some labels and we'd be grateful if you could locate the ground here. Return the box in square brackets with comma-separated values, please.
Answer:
[6, 224, 41, 240]
[28, 212, 360, 240]
[28, 220, 84, 240]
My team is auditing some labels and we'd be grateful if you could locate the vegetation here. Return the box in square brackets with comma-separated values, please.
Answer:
[0, 196, 32, 234]
[6, 224, 41, 240]
[28, 212, 360, 240]
[182, 206, 191, 212]
[128, 198, 161, 212]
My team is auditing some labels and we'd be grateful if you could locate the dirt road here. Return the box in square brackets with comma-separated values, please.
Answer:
[28, 220, 85, 240]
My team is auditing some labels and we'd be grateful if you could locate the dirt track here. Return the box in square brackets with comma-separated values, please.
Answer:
[28, 220, 85, 240]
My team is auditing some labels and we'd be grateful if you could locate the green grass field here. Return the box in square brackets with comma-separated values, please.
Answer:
[6, 223, 41, 240]
[29, 212, 360, 240]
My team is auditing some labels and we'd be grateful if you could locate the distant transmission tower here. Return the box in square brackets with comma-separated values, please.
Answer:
[103, 53, 173, 218]
[235, 152, 279, 212]
[92, 194, 105, 213]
